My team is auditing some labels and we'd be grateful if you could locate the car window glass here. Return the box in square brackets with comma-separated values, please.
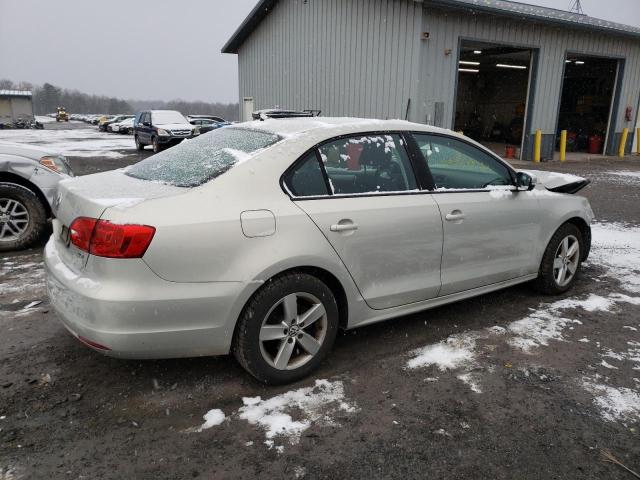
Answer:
[284, 152, 329, 197]
[413, 134, 512, 190]
[126, 127, 281, 187]
[318, 134, 417, 194]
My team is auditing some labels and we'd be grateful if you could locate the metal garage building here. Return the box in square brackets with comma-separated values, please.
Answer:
[223, 0, 640, 160]
[0, 90, 34, 127]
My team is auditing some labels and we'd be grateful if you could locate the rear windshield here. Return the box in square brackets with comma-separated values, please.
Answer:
[126, 127, 281, 187]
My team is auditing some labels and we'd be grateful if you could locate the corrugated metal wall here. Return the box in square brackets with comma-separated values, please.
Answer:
[237, 0, 640, 157]
[238, 0, 423, 121]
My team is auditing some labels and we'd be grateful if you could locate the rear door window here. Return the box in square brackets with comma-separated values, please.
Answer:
[283, 152, 329, 197]
[318, 134, 417, 194]
[126, 127, 281, 187]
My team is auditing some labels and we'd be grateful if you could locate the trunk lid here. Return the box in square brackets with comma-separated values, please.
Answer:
[53, 169, 184, 271]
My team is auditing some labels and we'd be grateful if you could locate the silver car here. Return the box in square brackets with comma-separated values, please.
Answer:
[0, 143, 73, 251]
[44, 118, 593, 384]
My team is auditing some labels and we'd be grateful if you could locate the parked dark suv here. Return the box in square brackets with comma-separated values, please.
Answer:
[134, 110, 199, 153]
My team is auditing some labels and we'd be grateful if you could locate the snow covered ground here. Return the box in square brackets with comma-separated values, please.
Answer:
[0, 127, 135, 158]
[407, 221, 640, 424]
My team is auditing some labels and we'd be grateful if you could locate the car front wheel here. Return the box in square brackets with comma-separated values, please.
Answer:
[152, 136, 163, 154]
[233, 273, 339, 384]
[534, 223, 583, 295]
[0, 183, 48, 252]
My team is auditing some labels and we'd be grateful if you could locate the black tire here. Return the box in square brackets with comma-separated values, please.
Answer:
[534, 223, 583, 295]
[0, 183, 48, 252]
[233, 272, 339, 385]
[152, 136, 162, 153]
[135, 136, 145, 151]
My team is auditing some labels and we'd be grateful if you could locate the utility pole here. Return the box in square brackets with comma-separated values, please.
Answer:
[569, 0, 585, 15]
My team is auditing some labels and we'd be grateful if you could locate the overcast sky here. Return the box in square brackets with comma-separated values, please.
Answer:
[0, 0, 638, 104]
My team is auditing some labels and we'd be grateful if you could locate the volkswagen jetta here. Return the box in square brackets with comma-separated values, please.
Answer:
[44, 118, 593, 384]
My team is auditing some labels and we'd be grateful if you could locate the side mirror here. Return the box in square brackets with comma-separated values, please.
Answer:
[516, 172, 536, 191]
[143, 121, 151, 127]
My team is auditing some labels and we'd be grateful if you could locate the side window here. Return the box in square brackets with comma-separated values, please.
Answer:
[413, 134, 513, 190]
[284, 152, 329, 197]
[142, 112, 150, 124]
[318, 134, 417, 194]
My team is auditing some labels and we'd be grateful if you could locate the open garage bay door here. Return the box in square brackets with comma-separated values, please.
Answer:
[454, 41, 534, 160]
[556, 55, 619, 156]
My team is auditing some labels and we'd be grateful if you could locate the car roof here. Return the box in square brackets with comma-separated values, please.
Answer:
[240, 117, 454, 137]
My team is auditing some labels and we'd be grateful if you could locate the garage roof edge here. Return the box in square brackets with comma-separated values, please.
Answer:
[222, 0, 640, 55]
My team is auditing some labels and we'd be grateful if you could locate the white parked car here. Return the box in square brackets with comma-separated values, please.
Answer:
[111, 117, 135, 134]
[45, 118, 593, 384]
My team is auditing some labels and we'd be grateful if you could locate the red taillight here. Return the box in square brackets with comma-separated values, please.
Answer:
[69, 217, 155, 258]
[69, 217, 97, 252]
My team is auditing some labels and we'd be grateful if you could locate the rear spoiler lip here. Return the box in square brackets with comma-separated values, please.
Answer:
[546, 179, 591, 194]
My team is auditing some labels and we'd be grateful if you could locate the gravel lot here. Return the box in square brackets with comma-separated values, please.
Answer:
[1, 126, 639, 479]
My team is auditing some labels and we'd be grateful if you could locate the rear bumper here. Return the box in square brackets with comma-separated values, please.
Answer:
[44, 237, 244, 359]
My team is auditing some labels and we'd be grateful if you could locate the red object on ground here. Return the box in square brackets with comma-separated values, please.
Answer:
[505, 145, 517, 159]
[588, 135, 603, 154]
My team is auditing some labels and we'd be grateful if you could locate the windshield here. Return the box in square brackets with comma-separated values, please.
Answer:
[126, 127, 281, 187]
[152, 111, 188, 125]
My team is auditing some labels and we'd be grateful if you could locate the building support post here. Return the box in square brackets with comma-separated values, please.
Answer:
[534, 129, 542, 163]
[618, 128, 629, 158]
[559, 130, 567, 162]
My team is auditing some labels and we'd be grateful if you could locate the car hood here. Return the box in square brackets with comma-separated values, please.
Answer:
[155, 122, 193, 130]
[518, 169, 590, 194]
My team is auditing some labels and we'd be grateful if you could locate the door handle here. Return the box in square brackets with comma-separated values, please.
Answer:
[330, 222, 358, 232]
[445, 211, 466, 222]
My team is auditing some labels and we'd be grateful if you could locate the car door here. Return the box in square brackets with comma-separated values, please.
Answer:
[412, 133, 541, 296]
[285, 133, 443, 310]
[139, 112, 151, 143]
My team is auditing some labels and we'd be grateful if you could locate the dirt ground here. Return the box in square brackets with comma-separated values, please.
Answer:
[1, 127, 639, 479]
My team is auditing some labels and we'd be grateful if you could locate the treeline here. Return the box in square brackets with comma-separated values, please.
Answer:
[0, 79, 239, 120]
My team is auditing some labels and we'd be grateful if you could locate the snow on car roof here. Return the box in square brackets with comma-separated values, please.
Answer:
[241, 117, 453, 137]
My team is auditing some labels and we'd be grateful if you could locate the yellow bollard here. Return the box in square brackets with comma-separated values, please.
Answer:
[560, 130, 567, 162]
[534, 129, 542, 163]
[618, 128, 629, 158]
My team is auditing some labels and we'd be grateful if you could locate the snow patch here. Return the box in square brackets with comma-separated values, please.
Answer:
[196, 409, 226, 431]
[582, 378, 640, 422]
[407, 333, 477, 370]
[590, 223, 640, 293]
[238, 379, 356, 445]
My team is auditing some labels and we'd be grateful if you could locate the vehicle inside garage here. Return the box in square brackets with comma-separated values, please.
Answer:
[454, 41, 533, 159]
[556, 55, 619, 155]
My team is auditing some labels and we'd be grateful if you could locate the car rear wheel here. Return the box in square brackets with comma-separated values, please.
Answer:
[0, 183, 48, 252]
[135, 136, 145, 151]
[233, 273, 339, 384]
[534, 223, 583, 295]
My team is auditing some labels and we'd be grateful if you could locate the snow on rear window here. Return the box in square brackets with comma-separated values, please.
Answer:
[126, 128, 281, 187]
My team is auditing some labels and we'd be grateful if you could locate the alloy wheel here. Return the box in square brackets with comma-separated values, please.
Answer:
[553, 234, 580, 287]
[0, 198, 29, 242]
[259, 292, 328, 370]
